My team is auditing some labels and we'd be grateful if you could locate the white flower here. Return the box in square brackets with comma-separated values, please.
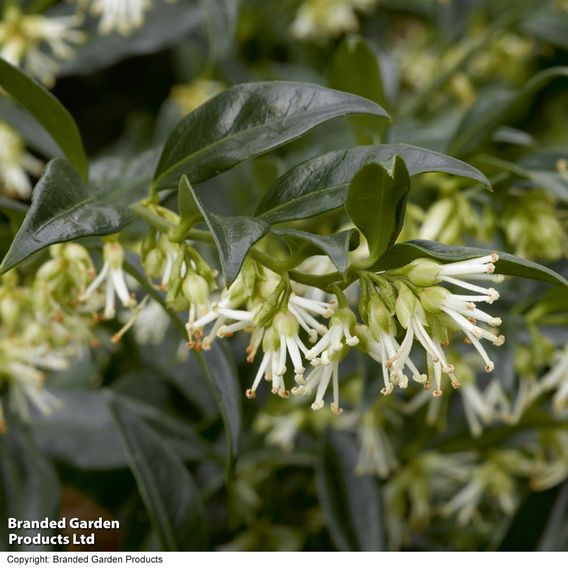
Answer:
[291, 0, 376, 42]
[246, 311, 310, 399]
[3, 343, 68, 421]
[0, 123, 43, 199]
[80, 242, 136, 319]
[305, 307, 358, 364]
[291, 353, 341, 413]
[420, 285, 505, 374]
[442, 451, 529, 526]
[533, 345, 568, 414]
[80, 0, 153, 35]
[355, 407, 398, 478]
[0, 6, 84, 86]
[132, 299, 170, 345]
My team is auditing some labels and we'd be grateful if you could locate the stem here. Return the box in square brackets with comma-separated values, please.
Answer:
[132, 204, 176, 234]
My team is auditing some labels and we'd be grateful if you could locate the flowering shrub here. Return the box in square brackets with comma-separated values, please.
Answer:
[1, 0, 568, 553]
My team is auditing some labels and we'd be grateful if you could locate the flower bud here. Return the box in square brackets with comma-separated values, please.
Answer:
[395, 284, 418, 329]
[402, 259, 441, 287]
[104, 242, 125, 269]
[273, 311, 299, 338]
[419, 286, 449, 313]
[182, 273, 210, 306]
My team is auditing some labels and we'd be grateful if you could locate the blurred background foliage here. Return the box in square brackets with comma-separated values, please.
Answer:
[1, 0, 568, 552]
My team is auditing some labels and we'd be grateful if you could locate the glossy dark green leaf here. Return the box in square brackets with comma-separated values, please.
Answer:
[256, 144, 490, 224]
[498, 484, 568, 551]
[375, 240, 568, 288]
[538, 482, 568, 551]
[0, 58, 88, 180]
[201, 0, 240, 62]
[449, 68, 568, 157]
[316, 431, 384, 551]
[178, 175, 202, 222]
[186, 179, 269, 283]
[328, 35, 389, 143]
[195, 344, 242, 479]
[346, 157, 410, 264]
[271, 227, 357, 274]
[90, 148, 161, 206]
[0, 159, 133, 275]
[0, 421, 60, 551]
[153, 81, 389, 190]
[32, 390, 126, 470]
[106, 390, 206, 551]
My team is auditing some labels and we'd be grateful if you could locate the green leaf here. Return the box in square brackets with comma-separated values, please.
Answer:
[201, 0, 240, 63]
[328, 35, 389, 143]
[316, 431, 384, 551]
[375, 240, 568, 289]
[0, 421, 60, 551]
[178, 175, 202, 222]
[449, 68, 568, 157]
[256, 144, 490, 224]
[153, 81, 389, 190]
[345, 157, 410, 264]
[106, 390, 206, 551]
[0, 159, 133, 275]
[185, 179, 269, 284]
[0, 58, 88, 180]
[195, 344, 242, 480]
[90, 148, 161, 206]
[498, 484, 568, 551]
[271, 227, 358, 274]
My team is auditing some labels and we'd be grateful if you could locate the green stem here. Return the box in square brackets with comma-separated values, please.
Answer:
[132, 204, 177, 234]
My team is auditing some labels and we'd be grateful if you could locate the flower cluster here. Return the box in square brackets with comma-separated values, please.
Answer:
[291, 0, 377, 42]
[76, 0, 154, 36]
[0, 6, 84, 86]
[0, 122, 43, 199]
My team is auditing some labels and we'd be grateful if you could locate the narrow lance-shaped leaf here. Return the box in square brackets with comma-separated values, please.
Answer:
[184, 178, 269, 284]
[0, 58, 88, 180]
[255, 144, 491, 224]
[375, 239, 568, 289]
[195, 344, 242, 480]
[271, 227, 358, 274]
[0, 421, 60, 550]
[328, 35, 389, 143]
[448, 67, 568, 158]
[106, 390, 206, 551]
[0, 160, 133, 275]
[153, 81, 389, 190]
[345, 157, 410, 265]
[316, 431, 385, 551]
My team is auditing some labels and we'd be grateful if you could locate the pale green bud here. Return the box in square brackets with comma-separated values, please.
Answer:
[395, 284, 418, 329]
[273, 311, 299, 338]
[143, 248, 164, 278]
[262, 327, 280, 352]
[369, 298, 396, 338]
[182, 273, 210, 306]
[419, 286, 449, 313]
[0, 296, 20, 328]
[104, 242, 125, 269]
[402, 259, 441, 287]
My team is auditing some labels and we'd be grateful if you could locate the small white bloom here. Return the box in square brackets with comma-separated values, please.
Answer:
[80, 242, 136, 319]
[533, 345, 568, 414]
[0, 7, 84, 86]
[79, 0, 154, 36]
[0, 123, 43, 199]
